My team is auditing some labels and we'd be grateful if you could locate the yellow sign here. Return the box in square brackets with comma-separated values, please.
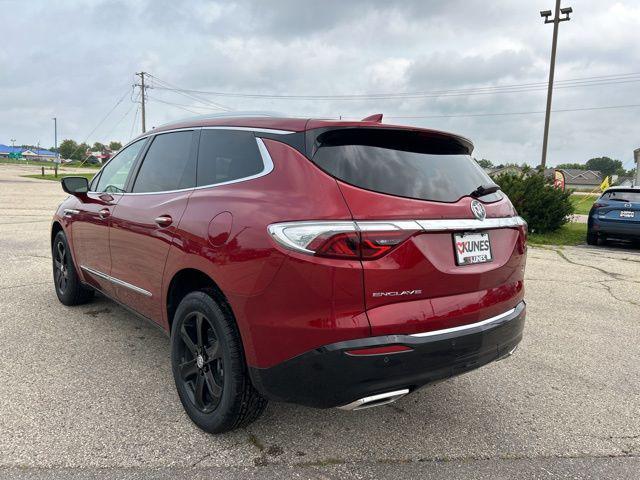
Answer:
[600, 176, 610, 192]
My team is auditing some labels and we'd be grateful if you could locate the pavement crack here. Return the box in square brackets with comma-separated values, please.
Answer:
[597, 281, 639, 306]
[550, 248, 626, 280]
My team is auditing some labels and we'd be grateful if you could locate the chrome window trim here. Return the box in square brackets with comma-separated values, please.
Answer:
[410, 304, 522, 338]
[88, 126, 285, 195]
[117, 137, 275, 196]
[80, 265, 152, 297]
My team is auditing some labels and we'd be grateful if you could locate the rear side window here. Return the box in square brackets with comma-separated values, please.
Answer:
[603, 190, 640, 202]
[196, 130, 263, 187]
[309, 128, 496, 203]
[132, 131, 196, 193]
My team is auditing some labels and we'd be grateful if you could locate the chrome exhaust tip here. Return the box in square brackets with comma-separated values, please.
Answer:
[338, 389, 410, 411]
[498, 345, 518, 361]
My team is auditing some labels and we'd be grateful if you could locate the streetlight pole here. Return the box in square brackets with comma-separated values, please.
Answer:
[52, 117, 58, 161]
[539, 1, 572, 170]
[10, 138, 16, 148]
[634, 148, 640, 187]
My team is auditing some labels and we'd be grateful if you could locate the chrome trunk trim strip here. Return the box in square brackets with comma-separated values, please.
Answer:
[409, 303, 523, 338]
[415, 216, 526, 232]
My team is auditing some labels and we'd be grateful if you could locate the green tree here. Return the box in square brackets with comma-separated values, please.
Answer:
[108, 141, 122, 151]
[585, 157, 624, 177]
[556, 163, 585, 170]
[58, 139, 78, 160]
[494, 172, 573, 233]
[92, 142, 106, 151]
[476, 158, 493, 168]
[76, 143, 91, 161]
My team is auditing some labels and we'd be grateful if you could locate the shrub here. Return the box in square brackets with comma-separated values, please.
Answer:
[493, 172, 574, 234]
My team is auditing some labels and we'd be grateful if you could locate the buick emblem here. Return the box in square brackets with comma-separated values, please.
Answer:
[471, 200, 486, 221]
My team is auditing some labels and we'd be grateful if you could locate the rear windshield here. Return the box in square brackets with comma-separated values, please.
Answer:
[309, 128, 498, 203]
[603, 190, 640, 203]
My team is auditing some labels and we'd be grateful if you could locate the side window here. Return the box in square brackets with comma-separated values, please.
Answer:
[132, 131, 196, 193]
[96, 139, 145, 193]
[196, 130, 264, 187]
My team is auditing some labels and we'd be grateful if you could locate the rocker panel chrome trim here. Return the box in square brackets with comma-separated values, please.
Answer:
[80, 265, 152, 297]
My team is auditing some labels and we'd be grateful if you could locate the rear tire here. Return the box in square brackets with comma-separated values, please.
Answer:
[52, 231, 94, 306]
[586, 229, 598, 246]
[171, 289, 267, 433]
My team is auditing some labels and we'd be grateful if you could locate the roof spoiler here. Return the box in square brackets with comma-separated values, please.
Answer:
[361, 113, 383, 123]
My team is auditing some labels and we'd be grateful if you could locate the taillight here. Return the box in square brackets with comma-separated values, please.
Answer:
[592, 202, 605, 209]
[268, 221, 420, 260]
[360, 229, 417, 259]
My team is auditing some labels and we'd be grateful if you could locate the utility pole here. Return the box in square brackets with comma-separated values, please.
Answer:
[135, 72, 147, 133]
[539, 1, 572, 170]
[634, 148, 640, 187]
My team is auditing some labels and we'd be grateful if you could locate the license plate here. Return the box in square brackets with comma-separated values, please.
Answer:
[620, 211, 635, 218]
[453, 232, 492, 265]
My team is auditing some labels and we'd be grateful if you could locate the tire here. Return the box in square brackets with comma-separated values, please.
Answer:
[586, 229, 598, 246]
[52, 231, 94, 306]
[171, 289, 267, 433]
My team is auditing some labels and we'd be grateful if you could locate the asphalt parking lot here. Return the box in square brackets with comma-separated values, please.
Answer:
[1, 164, 639, 479]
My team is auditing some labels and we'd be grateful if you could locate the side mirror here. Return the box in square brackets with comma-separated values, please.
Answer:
[61, 176, 89, 195]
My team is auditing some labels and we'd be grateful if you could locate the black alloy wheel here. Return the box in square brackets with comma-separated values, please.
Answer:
[176, 311, 225, 413]
[53, 239, 69, 294]
[52, 231, 93, 306]
[170, 290, 267, 433]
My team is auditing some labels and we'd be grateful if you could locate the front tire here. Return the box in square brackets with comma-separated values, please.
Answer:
[170, 290, 267, 433]
[52, 231, 94, 306]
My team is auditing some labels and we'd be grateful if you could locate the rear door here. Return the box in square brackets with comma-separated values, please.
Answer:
[307, 127, 526, 335]
[108, 130, 198, 322]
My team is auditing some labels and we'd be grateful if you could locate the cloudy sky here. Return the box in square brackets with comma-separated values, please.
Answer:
[1, 0, 639, 167]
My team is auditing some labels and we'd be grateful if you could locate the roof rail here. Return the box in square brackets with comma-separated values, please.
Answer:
[154, 111, 288, 129]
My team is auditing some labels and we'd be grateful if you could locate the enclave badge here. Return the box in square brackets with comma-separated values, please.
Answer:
[470, 200, 486, 221]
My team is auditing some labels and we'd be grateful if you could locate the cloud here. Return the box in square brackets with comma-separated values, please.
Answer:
[0, 0, 638, 166]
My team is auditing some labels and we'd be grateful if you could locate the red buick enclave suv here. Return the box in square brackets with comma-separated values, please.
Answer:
[51, 114, 527, 433]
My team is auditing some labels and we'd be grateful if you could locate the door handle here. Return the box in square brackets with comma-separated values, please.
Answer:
[98, 208, 110, 219]
[154, 215, 173, 227]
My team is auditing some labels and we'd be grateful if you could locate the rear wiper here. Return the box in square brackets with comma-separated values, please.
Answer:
[470, 184, 500, 198]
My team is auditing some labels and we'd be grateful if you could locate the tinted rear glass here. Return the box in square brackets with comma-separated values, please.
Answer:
[603, 190, 640, 203]
[132, 131, 196, 193]
[309, 128, 496, 203]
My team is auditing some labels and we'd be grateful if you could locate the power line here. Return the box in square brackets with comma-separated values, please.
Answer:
[385, 103, 640, 119]
[129, 103, 140, 139]
[148, 71, 640, 101]
[147, 95, 211, 114]
[147, 74, 232, 111]
[67, 87, 132, 161]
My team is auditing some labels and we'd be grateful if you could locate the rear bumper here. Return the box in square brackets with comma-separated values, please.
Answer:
[591, 217, 640, 238]
[249, 301, 526, 408]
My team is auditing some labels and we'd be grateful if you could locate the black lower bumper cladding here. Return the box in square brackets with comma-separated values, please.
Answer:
[249, 301, 526, 409]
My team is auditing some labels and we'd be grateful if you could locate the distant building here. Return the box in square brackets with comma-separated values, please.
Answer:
[86, 148, 113, 164]
[0, 144, 57, 161]
[555, 168, 603, 191]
